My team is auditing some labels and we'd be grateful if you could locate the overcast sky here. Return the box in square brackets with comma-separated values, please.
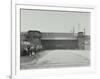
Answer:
[21, 9, 90, 35]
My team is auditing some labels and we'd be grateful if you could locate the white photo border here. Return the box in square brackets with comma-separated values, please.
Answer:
[11, 4, 96, 79]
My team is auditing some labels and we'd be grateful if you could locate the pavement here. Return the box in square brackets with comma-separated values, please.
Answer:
[20, 50, 90, 69]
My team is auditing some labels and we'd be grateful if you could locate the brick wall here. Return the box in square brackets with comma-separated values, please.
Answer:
[41, 40, 78, 50]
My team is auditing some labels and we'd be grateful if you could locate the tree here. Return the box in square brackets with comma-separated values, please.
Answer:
[26, 30, 43, 55]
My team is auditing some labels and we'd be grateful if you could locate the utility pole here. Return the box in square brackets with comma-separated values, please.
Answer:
[73, 27, 75, 37]
[78, 23, 80, 32]
[84, 28, 85, 36]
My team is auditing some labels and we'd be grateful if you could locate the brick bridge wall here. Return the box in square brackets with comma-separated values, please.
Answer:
[41, 40, 78, 50]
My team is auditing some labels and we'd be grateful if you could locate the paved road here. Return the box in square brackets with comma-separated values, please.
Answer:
[20, 50, 90, 69]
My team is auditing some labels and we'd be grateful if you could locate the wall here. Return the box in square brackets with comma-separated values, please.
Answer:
[42, 40, 78, 49]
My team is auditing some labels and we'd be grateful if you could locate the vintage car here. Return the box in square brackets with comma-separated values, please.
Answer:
[20, 41, 43, 56]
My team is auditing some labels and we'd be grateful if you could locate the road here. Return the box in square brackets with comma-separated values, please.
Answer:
[20, 50, 90, 69]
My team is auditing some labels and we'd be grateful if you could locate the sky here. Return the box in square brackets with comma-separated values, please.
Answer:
[20, 9, 90, 35]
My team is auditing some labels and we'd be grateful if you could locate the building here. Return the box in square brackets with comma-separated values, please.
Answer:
[20, 31, 90, 50]
[41, 32, 78, 49]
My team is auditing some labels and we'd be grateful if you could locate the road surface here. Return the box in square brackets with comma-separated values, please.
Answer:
[20, 50, 90, 69]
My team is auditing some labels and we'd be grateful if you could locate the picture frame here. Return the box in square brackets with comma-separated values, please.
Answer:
[11, 2, 96, 79]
